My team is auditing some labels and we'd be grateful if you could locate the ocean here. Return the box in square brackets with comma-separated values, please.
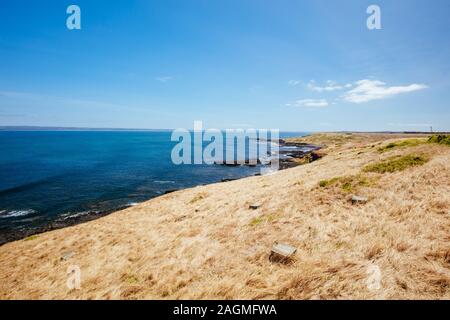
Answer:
[0, 130, 307, 243]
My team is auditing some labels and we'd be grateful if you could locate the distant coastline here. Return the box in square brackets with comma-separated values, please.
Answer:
[1, 126, 448, 134]
[0, 126, 174, 132]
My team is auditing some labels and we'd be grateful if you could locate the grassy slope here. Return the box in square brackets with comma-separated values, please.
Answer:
[0, 133, 449, 299]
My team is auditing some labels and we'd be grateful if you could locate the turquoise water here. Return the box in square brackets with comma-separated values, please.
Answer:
[0, 130, 307, 242]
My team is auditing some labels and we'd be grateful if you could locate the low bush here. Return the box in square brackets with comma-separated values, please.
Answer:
[428, 135, 450, 146]
[378, 139, 426, 153]
[363, 154, 428, 173]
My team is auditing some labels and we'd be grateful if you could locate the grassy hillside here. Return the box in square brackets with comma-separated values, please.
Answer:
[1, 133, 449, 299]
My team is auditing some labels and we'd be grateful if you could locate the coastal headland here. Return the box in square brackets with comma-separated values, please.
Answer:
[0, 133, 449, 299]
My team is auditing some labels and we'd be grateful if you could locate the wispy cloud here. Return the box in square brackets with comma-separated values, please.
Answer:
[286, 99, 329, 108]
[288, 80, 301, 86]
[0, 112, 28, 118]
[307, 80, 351, 92]
[155, 76, 174, 83]
[0, 91, 39, 99]
[342, 80, 428, 103]
[388, 123, 433, 128]
[0, 90, 149, 112]
[0, 90, 122, 109]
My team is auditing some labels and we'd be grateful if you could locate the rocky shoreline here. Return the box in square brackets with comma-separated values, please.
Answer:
[214, 139, 322, 170]
[278, 140, 322, 169]
[0, 206, 126, 245]
[0, 140, 321, 246]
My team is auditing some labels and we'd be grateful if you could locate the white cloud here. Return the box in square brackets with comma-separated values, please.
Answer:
[342, 79, 428, 103]
[155, 76, 173, 83]
[307, 80, 351, 92]
[286, 99, 329, 108]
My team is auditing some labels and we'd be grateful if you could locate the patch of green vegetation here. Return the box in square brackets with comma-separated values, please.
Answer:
[319, 174, 377, 192]
[428, 135, 450, 146]
[125, 275, 139, 284]
[378, 139, 426, 153]
[339, 174, 372, 192]
[363, 154, 428, 174]
[249, 214, 277, 226]
[341, 181, 353, 192]
[250, 217, 264, 226]
[24, 235, 39, 241]
[338, 175, 372, 193]
[319, 177, 340, 188]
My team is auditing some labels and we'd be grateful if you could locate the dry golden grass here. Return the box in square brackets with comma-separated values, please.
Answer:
[0, 133, 449, 300]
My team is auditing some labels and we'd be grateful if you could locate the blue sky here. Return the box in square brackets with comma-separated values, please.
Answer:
[0, 0, 449, 131]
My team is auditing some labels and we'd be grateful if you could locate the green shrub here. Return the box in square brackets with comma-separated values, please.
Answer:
[378, 139, 426, 153]
[428, 135, 450, 146]
[339, 175, 372, 192]
[319, 177, 340, 188]
[363, 154, 428, 173]
[249, 214, 276, 226]
[319, 175, 374, 192]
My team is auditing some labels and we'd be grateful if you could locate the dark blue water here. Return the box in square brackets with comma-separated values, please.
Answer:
[0, 130, 307, 240]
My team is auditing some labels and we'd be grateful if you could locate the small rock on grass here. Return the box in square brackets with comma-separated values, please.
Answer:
[351, 195, 368, 204]
[61, 251, 75, 261]
[269, 243, 297, 264]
